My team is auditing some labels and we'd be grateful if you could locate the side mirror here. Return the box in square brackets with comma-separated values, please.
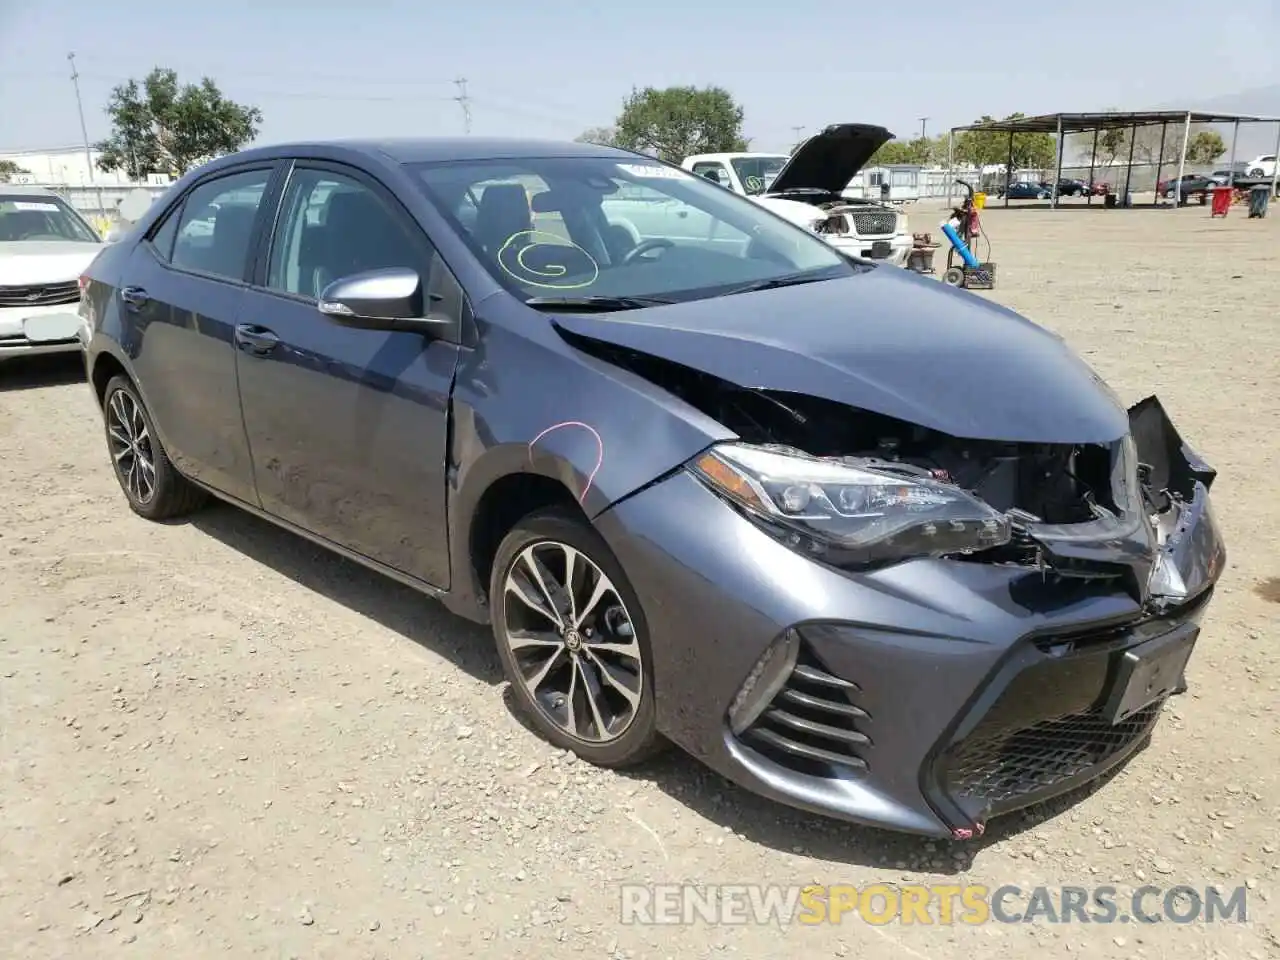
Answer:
[318, 267, 448, 333]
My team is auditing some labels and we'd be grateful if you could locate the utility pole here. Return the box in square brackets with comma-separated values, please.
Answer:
[919, 116, 929, 141]
[453, 77, 472, 135]
[67, 51, 96, 183]
[790, 125, 805, 144]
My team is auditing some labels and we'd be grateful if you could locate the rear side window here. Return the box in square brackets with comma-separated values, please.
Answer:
[170, 169, 272, 282]
[149, 207, 180, 261]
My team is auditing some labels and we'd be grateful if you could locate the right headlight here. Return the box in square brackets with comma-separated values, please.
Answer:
[690, 442, 1011, 568]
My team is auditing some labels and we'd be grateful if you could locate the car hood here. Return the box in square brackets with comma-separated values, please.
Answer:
[0, 241, 103, 285]
[552, 268, 1130, 445]
[751, 195, 825, 227]
[766, 123, 894, 196]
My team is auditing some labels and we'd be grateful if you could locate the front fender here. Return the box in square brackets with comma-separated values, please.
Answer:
[443, 321, 734, 618]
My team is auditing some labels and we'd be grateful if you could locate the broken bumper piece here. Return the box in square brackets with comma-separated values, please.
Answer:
[594, 397, 1224, 837]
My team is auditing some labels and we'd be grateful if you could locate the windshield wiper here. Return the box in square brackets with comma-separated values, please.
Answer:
[724, 272, 839, 296]
[523, 294, 675, 312]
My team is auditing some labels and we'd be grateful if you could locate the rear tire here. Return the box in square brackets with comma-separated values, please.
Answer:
[102, 374, 207, 520]
[489, 507, 666, 768]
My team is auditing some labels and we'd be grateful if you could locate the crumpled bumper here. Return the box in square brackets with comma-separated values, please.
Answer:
[593, 396, 1225, 836]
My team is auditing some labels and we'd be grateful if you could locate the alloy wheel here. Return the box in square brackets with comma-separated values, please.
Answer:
[106, 388, 156, 505]
[501, 540, 644, 743]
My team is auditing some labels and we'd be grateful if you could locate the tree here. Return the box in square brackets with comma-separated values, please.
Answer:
[869, 137, 934, 166]
[95, 67, 262, 179]
[0, 159, 32, 182]
[574, 126, 618, 147]
[1186, 130, 1225, 164]
[1070, 109, 1129, 167]
[953, 114, 1057, 173]
[612, 85, 747, 163]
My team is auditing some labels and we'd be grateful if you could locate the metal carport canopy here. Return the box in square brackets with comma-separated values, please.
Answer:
[945, 110, 1280, 208]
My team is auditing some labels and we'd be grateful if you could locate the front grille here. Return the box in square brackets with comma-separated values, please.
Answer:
[936, 647, 1164, 816]
[739, 643, 871, 777]
[0, 281, 81, 308]
[849, 212, 897, 236]
[941, 702, 1162, 810]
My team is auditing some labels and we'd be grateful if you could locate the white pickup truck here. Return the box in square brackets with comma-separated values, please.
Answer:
[681, 124, 912, 267]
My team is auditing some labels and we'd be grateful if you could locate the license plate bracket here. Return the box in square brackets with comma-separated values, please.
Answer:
[1100, 624, 1198, 724]
[23, 312, 81, 343]
[869, 241, 893, 259]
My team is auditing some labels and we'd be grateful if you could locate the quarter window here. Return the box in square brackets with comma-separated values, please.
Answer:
[267, 168, 425, 300]
[170, 169, 272, 281]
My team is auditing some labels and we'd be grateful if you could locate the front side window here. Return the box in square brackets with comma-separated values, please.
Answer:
[729, 155, 789, 196]
[691, 162, 729, 186]
[0, 194, 100, 243]
[171, 169, 272, 281]
[414, 156, 850, 308]
[267, 168, 425, 299]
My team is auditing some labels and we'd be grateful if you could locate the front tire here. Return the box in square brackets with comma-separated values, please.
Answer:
[489, 507, 665, 767]
[102, 374, 206, 520]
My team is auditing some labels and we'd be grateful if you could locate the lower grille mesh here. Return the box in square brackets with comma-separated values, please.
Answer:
[740, 643, 870, 777]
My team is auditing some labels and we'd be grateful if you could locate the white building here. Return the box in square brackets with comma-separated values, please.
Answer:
[0, 144, 173, 188]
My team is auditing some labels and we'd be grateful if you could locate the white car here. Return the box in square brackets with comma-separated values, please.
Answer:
[1, 186, 104, 359]
[682, 125, 912, 267]
[1246, 154, 1276, 179]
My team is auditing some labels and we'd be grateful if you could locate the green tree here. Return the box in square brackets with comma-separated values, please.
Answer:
[95, 67, 263, 179]
[1071, 109, 1129, 167]
[869, 137, 934, 166]
[0, 159, 32, 182]
[613, 85, 748, 163]
[954, 113, 1057, 173]
[575, 126, 618, 147]
[1186, 130, 1225, 164]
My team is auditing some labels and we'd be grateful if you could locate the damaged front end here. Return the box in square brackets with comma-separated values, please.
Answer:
[573, 336, 1224, 609]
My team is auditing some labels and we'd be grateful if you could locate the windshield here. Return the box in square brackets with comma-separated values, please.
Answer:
[0, 195, 100, 243]
[730, 156, 789, 196]
[413, 155, 850, 307]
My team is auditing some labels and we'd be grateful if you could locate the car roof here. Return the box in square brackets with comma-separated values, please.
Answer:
[0, 184, 64, 199]
[228, 137, 639, 166]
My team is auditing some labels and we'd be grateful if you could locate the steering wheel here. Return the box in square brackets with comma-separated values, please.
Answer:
[621, 238, 675, 265]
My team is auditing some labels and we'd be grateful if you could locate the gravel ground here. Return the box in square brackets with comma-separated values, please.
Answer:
[2, 202, 1278, 959]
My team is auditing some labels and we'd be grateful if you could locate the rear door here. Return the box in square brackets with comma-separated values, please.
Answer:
[120, 164, 281, 504]
[234, 160, 463, 588]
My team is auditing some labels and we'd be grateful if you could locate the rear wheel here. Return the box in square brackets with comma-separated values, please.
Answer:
[490, 507, 665, 767]
[102, 375, 206, 520]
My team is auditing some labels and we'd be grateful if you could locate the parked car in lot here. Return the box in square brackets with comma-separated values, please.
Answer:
[1246, 154, 1276, 178]
[682, 124, 912, 267]
[1049, 178, 1087, 197]
[999, 181, 1051, 200]
[1, 186, 103, 359]
[79, 137, 1225, 837]
[1160, 173, 1214, 200]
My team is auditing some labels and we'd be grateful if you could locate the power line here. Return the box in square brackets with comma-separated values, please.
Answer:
[453, 77, 472, 135]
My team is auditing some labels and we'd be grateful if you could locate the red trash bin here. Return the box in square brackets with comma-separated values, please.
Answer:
[1210, 186, 1232, 217]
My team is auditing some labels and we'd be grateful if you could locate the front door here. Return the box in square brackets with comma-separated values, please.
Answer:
[234, 162, 461, 588]
[121, 164, 278, 504]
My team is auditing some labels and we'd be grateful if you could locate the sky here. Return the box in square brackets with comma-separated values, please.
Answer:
[1, 0, 1277, 156]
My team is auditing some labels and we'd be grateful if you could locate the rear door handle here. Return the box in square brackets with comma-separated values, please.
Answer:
[234, 323, 280, 355]
[120, 286, 149, 309]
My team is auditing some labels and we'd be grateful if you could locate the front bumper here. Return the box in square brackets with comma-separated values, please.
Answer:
[827, 233, 912, 267]
[596, 461, 1223, 837]
[0, 303, 84, 358]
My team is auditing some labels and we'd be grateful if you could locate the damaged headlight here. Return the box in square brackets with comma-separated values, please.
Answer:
[690, 442, 1011, 567]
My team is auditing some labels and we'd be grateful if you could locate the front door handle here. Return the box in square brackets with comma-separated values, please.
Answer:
[234, 323, 280, 356]
[120, 286, 149, 309]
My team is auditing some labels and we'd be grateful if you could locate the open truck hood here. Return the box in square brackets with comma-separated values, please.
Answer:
[552, 267, 1129, 445]
[767, 123, 894, 196]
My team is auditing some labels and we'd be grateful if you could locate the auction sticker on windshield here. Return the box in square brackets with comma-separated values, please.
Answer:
[616, 163, 692, 180]
[10, 201, 61, 211]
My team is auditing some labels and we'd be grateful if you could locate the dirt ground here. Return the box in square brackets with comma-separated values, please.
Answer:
[2, 202, 1278, 960]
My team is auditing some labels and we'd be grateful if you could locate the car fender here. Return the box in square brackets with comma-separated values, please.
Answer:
[443, 320, 735, 618]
